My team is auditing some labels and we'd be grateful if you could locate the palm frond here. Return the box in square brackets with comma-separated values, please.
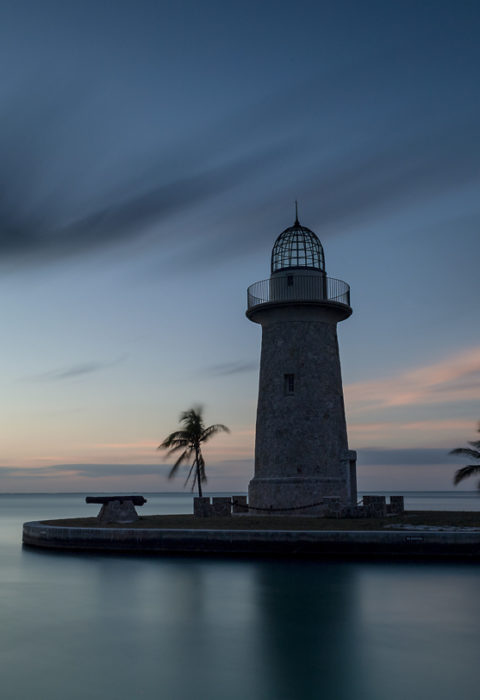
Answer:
[168, 464, 180, 480]
[184, 459, 197, 488]
[201, 423, 230, 442]
[174, 446, 193, 467]
[168, 453, 186, 479]
[453, 465, 480, 485]
[159, 430, 190, 449]
[449, 447, 480, 460]
[163, 440, 190, 449]
[168, 448, 194, 479]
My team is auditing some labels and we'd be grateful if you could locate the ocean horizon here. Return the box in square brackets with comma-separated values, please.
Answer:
[2, 489, 479, 512]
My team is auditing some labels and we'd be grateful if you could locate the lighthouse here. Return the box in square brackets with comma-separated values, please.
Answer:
[246, 209, 356, 514]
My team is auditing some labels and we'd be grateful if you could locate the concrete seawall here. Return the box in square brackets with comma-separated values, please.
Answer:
[23, 521, 480, 559]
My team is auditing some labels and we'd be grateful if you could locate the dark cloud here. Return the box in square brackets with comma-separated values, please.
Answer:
[0, 145, 291, 265]
[165, 113, 480, 271]
[0, 460, 252, 481]
[357, 448, 460, 466]
[0, 466, 50, 478]
[202, 361, 257, 376]
[0, 10, 479, 272]
[0, 80, 301, 267]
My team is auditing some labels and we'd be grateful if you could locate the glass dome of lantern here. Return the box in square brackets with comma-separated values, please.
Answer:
[271, 207, 325, 274]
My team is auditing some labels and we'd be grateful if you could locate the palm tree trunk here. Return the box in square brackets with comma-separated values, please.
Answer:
[195, 445, 203, 498]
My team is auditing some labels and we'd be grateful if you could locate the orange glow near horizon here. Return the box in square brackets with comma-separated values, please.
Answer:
[0, 347, 477, 491]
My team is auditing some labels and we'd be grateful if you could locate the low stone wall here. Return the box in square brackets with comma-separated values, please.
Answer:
[389, 496, 405, 514]
[22, 520, 480, 559]
[341, 496, 405, 519]
[232, 496, 248, 514]
[362, 495, 387, 517]
[194, 494, 405, 518]
[194, 497, 232, 517]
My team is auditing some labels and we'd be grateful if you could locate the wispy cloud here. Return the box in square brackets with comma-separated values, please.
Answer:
[345, 347, 480, 412]
[0, 464, 169, 479]
[22, 356, 126, 382]
[201, 361, 257, 377]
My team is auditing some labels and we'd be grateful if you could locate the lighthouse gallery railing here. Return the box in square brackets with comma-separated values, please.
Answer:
[247, 275, 350, 310]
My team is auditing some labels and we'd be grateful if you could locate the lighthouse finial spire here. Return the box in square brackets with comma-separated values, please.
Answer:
[295, 200, 299, 225]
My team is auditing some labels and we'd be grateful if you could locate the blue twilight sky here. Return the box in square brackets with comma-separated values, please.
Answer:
[0, 0, 479, 492]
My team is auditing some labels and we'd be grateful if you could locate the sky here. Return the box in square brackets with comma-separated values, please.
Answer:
[0, 0, 479, 493]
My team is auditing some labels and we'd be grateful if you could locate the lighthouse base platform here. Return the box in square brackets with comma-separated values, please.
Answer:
[23, 518, 480, 560]
[248, 476, 355, 515]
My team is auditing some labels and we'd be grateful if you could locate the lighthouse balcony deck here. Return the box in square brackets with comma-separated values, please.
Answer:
[247, 275, 351, 311]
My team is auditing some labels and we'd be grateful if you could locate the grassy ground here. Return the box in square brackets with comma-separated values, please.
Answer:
[41, 511, 480, 530]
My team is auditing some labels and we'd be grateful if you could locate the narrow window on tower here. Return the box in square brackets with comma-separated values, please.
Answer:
[287, 275, 294, 286]
[284, 373, 295, 395]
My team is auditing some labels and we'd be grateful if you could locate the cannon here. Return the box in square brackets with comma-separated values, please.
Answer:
[86, 495, 147, 523]
[86, 495, 147, 506]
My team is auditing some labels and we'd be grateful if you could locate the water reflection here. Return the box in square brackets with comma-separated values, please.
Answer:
[356, 562, 480, 700]
[3, 496, 480, 700]
[254, 560, 364, 700]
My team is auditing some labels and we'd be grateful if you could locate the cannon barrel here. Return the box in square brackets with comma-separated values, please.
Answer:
[85, 495, 147, 506]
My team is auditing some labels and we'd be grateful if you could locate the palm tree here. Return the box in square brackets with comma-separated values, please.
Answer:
[451, 424, 480, 489]
[158, 405, 229, 497]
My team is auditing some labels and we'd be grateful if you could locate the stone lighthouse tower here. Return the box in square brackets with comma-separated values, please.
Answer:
[246, 209, 356, 514]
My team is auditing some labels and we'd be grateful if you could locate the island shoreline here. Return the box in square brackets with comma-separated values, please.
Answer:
[23, 514, 480, 560]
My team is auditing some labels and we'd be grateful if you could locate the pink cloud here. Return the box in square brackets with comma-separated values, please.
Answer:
[350, 418, 474, 434]
[348, 418, 475, 449]
[345, 347, 480, 411]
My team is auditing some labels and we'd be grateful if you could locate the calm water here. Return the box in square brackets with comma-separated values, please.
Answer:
[1, 492, 479, 700]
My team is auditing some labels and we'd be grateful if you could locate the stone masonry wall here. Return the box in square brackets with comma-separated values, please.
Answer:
[249, 303, 352, 510]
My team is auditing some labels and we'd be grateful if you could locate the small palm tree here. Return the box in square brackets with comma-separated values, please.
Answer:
[451, 424, 480, 489]
[158, 405, 229, 497]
